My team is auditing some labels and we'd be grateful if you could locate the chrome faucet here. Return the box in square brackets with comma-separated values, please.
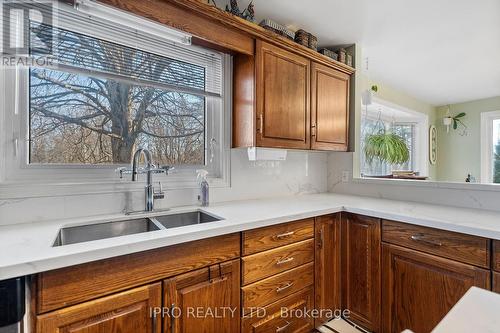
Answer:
[118, 148, 173, 212]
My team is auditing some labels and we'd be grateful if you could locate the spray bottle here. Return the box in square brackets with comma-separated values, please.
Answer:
[196, 169, 209, 207]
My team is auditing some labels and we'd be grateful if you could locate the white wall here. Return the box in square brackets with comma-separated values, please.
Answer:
[0, 149, 327, 226]
[328, 152, 500, 211]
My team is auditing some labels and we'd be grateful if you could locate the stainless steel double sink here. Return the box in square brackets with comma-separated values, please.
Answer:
[53, 211, 222, 247]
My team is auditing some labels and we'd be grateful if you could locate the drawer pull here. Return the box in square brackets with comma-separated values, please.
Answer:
[276, 257, 295, 265]
[275, 231, 295, 240]
[411, 234, 443, 247]
[276, 282, 294, 293]
[276, 320, 291, 332]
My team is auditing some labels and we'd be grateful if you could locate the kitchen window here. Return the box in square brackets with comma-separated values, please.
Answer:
[480, 110, 500, 183]
[0, 2, 231, 189]
[360, 100, 428, 178]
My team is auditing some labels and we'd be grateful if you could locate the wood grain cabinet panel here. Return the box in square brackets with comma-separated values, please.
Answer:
[382, 220, 490, 268]
[311, 63, 350, 151]
[163, 259, 240, 333]
[36, 283, 161, 333]
[494, 272, 500, 293]
[494, 240, 500, 271]
[256, 40, 311, 149]
[242, 219, 314, 255]
[341, 213, 381, 332]
[35, 234, 240, 313]
[242, 287, 314, 333]
[242, 239, 314, 285]
[382, 243, 490, 333]
[314, 214, 341, 327]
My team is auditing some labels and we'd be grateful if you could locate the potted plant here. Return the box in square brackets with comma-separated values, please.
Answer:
[364, 129, 410, 165]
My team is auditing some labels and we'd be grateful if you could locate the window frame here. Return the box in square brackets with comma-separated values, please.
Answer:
[480, 110, 500, 183]
[0, 6, 231, 196]
[359, 98, 429, 178]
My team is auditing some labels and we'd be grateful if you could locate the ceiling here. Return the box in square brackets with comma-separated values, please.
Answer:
[233, 0, 500, 106]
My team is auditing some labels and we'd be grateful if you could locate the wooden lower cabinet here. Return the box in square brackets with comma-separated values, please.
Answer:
[494, 272, 500, 293]
[242, 287, 314, 333]
[163, 259, 240, 333]
[341, 213, 381, 332]
[314, 214, 341, 327]
[36, 283, 161, 333]
[382, 243, 490, 333]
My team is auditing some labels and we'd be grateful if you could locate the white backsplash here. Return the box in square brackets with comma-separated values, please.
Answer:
[328, 152, 500, 211]
[0, 149, 328, 226]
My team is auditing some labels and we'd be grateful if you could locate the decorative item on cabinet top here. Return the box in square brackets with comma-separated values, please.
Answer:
[259, 19, 295, 40]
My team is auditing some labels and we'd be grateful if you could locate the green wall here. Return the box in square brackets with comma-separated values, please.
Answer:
[435, 96, 500, 182]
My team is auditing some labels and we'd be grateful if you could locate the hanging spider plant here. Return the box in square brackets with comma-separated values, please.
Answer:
[364, 129, 410, 165]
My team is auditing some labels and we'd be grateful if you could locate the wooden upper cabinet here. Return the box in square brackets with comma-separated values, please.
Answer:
[314, 214, 341, 327]
[311, 63, 350, 151]
[341, 213, 381, 332]
[163, 259, 240, 333]
[382, 243, 490, 333]
[256, 40, 311, 149]
[37, 283, 161, 333]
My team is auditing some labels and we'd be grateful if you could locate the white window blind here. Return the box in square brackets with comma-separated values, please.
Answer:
[25, 1, 223, 97]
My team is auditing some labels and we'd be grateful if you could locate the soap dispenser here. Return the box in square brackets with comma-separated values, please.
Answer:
[196, 169, 209, 207]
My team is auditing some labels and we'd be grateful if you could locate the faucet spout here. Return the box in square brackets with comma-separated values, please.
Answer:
[131, 148, 157, 212]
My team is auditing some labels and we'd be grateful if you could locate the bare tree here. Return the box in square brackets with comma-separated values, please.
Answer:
[29, 24, 205, 165]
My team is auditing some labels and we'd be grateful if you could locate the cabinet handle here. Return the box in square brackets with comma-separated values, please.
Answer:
[276, 257, 294, 265]
[311, 124, 316, 137]
[276, 282, 293, 293]
[276, 320, 291, 332]
[275, 231, 294, 240]
[410, 234, 443, 247]
[170, 303, 176, 333]
[258, 114, 264, 134]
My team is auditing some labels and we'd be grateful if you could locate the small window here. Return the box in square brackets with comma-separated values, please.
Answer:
[480, 111, 500, 183]
[360, 101, 428, 178]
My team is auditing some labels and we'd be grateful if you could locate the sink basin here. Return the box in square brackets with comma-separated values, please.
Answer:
[53, 218, 160, 247]
[152, 211, 222, 229]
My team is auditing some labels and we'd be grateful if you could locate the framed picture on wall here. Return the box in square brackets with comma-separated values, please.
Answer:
[429, 125, 437, 165]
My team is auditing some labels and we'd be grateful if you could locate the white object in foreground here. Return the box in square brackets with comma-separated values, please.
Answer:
[432, 287, 500, 333]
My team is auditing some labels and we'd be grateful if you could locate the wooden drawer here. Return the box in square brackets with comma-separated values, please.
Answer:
[382, 220, 490, 268]
[494, 240, 500, 271]
[242, 262, 314, 313]
[35, 233, 240, 313]
[242, 239, 314, 285]
[242, 287, 314, 333]
[494, 272, 500, 293]
[243, 219, 314, 255]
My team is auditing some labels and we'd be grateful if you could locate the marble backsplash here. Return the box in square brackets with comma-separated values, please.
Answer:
[328, 152, 500, 212]
[0, 149, 328, 226]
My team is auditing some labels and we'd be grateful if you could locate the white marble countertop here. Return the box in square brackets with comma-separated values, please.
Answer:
[431, 287, 500, 332]
[1, 193, 500, 280]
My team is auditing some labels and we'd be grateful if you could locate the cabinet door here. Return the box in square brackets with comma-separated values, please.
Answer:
[382, 243, 490, 333]
[163, 259, 240, 333]
[256, 40, 310, 149]
[493, 272, 500, 294]
[311, 62, 350, 151]
[494, 240, 500, 271]
[341, 213, 381, 332]
[37, 283, 161, 333]
[314, 214, 341, 327]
